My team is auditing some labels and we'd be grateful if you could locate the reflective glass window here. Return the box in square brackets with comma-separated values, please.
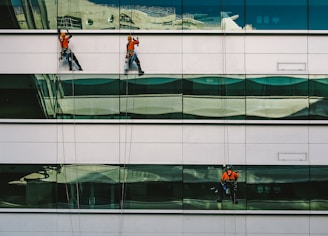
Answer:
[4, 0, 328, 30]
[309, 98, 328, 119]
[116, 0, 183, 30]
[246, 75, 309, 120]
[309, 76, 328, 119]
[55, 165, 121, 209]
[309, 76, 328, 97]
[0, 165, 56, 208]
[309, 0, 328, 30]
[246, 76, 308, 96]
[310, 166, 328, 210]
[120, 75, 183, 119]
[183, 165, 219, 210]
[121, 165, 183, 209]
[246, 165, 310, 210]
[183, 165, 246, 210]
[0, 74, 46, 119]
[182, 0, 245, 30]
[183, 75, 245, 96]
[1, 164, 328, 211]
[183, 75, 246, 119]
[245, 0, 307, 30]
[56, 75, 120, 119]
[246, 98, 309, 120]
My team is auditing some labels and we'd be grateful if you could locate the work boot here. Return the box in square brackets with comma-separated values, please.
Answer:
[138, 67, 144, 76]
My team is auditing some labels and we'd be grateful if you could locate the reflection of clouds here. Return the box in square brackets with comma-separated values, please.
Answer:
[9, 165, 183, 185]
[247, 168, 311, 184]
[247, 200, 310, 210]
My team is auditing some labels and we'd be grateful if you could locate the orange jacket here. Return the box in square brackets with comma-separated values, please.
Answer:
[59, 33, 71, 49]
[221, 170, 239, 182]
[127, 39, 139, 56]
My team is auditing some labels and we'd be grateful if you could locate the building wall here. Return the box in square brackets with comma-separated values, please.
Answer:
[1, 211, 328, 236]
[1, 32, 328, 235]
[0, 121, 326, 165]
[1, 31, 328, 74]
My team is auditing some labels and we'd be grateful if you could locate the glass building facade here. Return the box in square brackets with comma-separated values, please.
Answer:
[1, 0, 328, 30]
[2, 74, 328, 120]
[1, 164, 327, 211]
[1, 0, 328, 217]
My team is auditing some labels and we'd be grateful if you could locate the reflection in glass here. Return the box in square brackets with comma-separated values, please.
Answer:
[120, 165, 183, 209]
[246, 0, 307, 30]
[3, 0, 328, 30]
[310, 166, 328, 210]
[1, 164, 328, 210]
[120, 75, 183, 119]
[183, 165, 246, 210]
[309, 0, 328, 30]
[245, 75, 309, 120]
[247, 165, 310, 210]
[56, 74, 120, 119]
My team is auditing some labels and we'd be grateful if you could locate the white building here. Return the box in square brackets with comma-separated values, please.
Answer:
[0, 0, 328, 235]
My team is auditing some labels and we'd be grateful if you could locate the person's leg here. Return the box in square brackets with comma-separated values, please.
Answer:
[135, 56, 144, 75]
[217, 183, 225, 202]
[72, 53, 83, 71]
[67, 51, 73, 71]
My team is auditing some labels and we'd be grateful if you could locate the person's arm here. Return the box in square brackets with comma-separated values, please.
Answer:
[221, 173, 226, 182]
[133, 38, 140, 45]
[234, 172, 239, 180]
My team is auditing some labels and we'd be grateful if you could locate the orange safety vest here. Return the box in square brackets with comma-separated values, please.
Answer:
[221, 171, 239, 182]
[59, 33, 70, 49]
[126, 39, 139, 56]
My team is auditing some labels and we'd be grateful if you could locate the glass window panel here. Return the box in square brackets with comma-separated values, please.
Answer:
[56, 75, 120, 119]
[309, 98, 328, 119]
[120, 75, 182, 95]
[183, 75, 245, 96]
[0, 165, 56, 208]
[309, 76, 328, 97]
[117, 0, 182, 30]
[246, 76, 308, 96]
[182, 0, 245, 30]
[183, 96, 246, 119]
[183, 165, 220, 210]
[246, 0, 307, 30]
[246, 165, 310, 210]
[183, 75, 246, 119]
[310, 166, 328, 210]
[309, 0, 328, 30]
[246, 98, 309, 119]
[121, 165, 183, 209]
[120, 75, 183, 119]
[0, 74, 47, 119]
[56, 165, 121, 209]
[183, 165, 246, 210]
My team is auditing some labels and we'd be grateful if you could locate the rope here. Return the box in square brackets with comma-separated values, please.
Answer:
[56, 1, 81, 232]
[119, 2, 136, 234]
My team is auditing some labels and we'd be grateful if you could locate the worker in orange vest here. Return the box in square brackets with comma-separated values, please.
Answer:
[58, 29, 72, 59]
[217, 165, 239, 203]
[58, 29, 83, 71]
[126, 35, 144, 76]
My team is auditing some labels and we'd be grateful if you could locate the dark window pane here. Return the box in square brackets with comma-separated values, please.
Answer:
[246, 0, 307, 30]
[246, 165, 310, 210]
[310, 166, 328, 210]
[309, 0, 328, 30]
[121, 165, 183, 209]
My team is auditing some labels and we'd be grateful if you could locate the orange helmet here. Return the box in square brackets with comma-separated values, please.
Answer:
[127, 35, 132, 41]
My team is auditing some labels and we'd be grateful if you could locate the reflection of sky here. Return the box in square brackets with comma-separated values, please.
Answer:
[89, 0, 245, 26]
[11, 0, 21, 6]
